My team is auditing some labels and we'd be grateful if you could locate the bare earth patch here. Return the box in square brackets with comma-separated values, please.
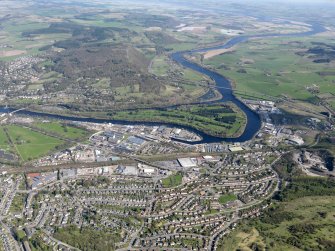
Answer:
[240, 58, 255, 64]
[177, 26, 206, 33]
[235, 228, 265, 251]
[0, 50, 26, 57]
[252, 22, 310, 34]
[316, 29, 335, 37]
[25, 44, 42, 49]
[26, 15, 64, 23]
[101, 12, 126, 19]
[145, 27, 162, 32]
[219, 28, 244, 36]
[202, 46, 236, 59]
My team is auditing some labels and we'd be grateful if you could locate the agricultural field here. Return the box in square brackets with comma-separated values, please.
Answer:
[0, 121, 90, 163]
[0, 128, 12, 153]
[1, 0, 325, 115]
[0, 13, 211, 110]
[3, 125, 65, 162]
[33, 122, 89, 140]
[108, 102, 246, 138]
[0, 121, 89, 162]
[149, 55, 170, 76]
[202, 35, 335, 110]
[149, 54, 205, 81]
[0, 18, 71, 61]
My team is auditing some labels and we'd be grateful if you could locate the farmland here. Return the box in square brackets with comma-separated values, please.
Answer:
[1, 0, 328, 114]
[0, 128, 12, 152]
[4, 125, 65, 162]
[202, 36, 335, 110]
[0, 1, 333, 251]
[0, 122, 89, 163]
[33, 122, 89, 140]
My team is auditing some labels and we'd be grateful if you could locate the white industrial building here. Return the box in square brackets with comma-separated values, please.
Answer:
[178, 158, 197, 168]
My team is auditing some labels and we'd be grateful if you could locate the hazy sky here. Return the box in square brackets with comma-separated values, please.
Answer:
[236, 0, 335, 4]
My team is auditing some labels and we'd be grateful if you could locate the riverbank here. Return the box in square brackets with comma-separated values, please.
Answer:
[0, 23, 324, 144]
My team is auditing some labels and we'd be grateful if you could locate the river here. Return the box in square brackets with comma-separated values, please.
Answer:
[0, 23, 325, 145]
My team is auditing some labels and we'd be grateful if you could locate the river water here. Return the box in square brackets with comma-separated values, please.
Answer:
[0, 23, 325, 144]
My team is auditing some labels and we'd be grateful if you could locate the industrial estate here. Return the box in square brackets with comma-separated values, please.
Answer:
[0, 0, 334, 251]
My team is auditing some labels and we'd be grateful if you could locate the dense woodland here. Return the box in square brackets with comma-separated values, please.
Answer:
[124, 13, 180, 28]
[296, 41, 335, 63]
[54, 225, 120, 251]
[229, 177, 335, 251]
[49, 45, 162, 94]
[275, 177, 335, 201]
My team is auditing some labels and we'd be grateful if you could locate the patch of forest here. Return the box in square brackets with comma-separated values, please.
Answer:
[124, 13, 180, 28]
[296, 41, 335, 63]
[43, 45, 164, 94]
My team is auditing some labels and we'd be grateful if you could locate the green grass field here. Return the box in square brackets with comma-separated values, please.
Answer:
[218, 194, 237, 204]
[0, 18, 71, 60]
[182, 68, 206, 82]
[150, 55, 170, 76]
[0, 122, 89, 162]
[162, 173, 183, 188]
[109, 103, 246, 138]
[328, 99, 335, 110]
[0, 128, 12, 152]
[0, 128, 9, 146]
[203, 36, 335, 104]
[149, 54, 208, 102]
[33, 122, 89, 140]
[4, 125, 65, 161]
[10, 193, 27, 213]
[166, 42, 198, 52]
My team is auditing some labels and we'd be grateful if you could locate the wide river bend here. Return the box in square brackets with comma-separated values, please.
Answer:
[0, 23, 325, 144]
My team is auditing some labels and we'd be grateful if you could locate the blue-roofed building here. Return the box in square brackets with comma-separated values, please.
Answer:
[127, 136, 145, 146]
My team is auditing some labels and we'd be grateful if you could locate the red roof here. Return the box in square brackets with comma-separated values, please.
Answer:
[27, 173, 41, 178]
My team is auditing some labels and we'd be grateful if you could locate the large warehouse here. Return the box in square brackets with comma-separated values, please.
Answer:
[177, 158, 197, 168]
